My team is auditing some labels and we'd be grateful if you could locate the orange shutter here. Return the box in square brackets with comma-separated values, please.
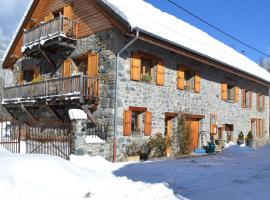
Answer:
[64, 4, 73, 19]
[144, 111, 152, 136]
[221, 83, 227, 100]
[19, 71, 24, 85]
[262, 119, 265, 135]
[177, 69, 184, 90]
[45, 12, 54, 22]
[194, 72, 201, 93]
[256, 93, 260, 112]
[88, 53, 99, 76]
[33, 67, 40, 80]
[63, 59, 72, 77]
[256, 119, 260, 137]
[88, 53, 99, 96]
[241, 89, 245, 108]
[262, 95, 265, 112]
[249, 91, 253, 109]
[156, 60, 165, 86]
[234, 86, 239, 103]
[131, 53, 141, 81]
[123, 110, 132, 136]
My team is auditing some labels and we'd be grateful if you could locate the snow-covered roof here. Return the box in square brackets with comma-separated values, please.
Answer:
[3, 0, 270, 83]
[101, 0, 270, 83]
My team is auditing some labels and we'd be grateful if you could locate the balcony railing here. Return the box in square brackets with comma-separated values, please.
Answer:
[3, 74, 99, 103]
[23, 15, 77, 47]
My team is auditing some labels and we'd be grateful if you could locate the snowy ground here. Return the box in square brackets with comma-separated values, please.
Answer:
[0, 143, 270, 200]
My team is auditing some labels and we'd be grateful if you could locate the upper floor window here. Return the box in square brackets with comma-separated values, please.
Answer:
[130, 52, 165, 86]
[19, 67, 40, 85]
[256, 94, 265, 112]
[177, 68, 201, 93]
[241, 89, 252, 108]
[221, 83, 239, 103]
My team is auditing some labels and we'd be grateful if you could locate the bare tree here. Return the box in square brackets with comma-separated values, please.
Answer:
[259, 57, 270, 72]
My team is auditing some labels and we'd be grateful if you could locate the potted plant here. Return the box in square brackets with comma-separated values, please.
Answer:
[141, 73, 152, 83]
[124, 141, 141, 162]
[237, 131, 244, 145]
[245, 131, 253, 147]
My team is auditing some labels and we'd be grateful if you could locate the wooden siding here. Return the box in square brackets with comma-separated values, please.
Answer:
[6, 0, 114, 68]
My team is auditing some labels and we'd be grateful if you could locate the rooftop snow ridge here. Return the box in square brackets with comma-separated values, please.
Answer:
[101, 0, 270, 83]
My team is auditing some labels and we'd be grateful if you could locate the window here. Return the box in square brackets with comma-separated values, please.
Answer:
[221, 83, 239, 103]
[257, 94, 265, 112]
[242, 89, 252, 108]
[123, 107, 152, 136]
[227, 85, 235, 101]
[177, 68, 201, 93]
[141, 57, 155, 82]
[23, 70, 34, 83]
[131, 112, 143, 135]
[131, 52, 165, 86]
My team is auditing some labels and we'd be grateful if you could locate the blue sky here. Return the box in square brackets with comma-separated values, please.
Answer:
[146, 0, 270, 63]
[0, 0, 269, 64]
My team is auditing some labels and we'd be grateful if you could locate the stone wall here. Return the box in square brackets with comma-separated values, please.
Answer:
[114, 38, 269, 160]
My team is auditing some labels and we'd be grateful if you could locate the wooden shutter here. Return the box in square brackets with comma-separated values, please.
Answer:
[221, 83, 227, 100]
[88, 53, 99, 76]
[19, 71, 24, 85]
[249, 91, 253, 109]
[241, 89, 245, 107]
[262, 95, 265, 112]
[262, 119, 265, 136]
[156, 60, 165, 86]
[194, 72, 201, 93]
[45, 12, 54, 22]
[64, 4, 73, 19]
[33, 67, 40, 80]
[256, 93, 260, 112]
[234, 86, 239, 103]
[63, 59, 72, 77]
[123, 110, 132, 136]
[256, 119, 260, 137]
[131, 53, 141, 81]
[88, 53, 99, 96]
[144, 111, 152, 136]
[177, 69, 184, 90]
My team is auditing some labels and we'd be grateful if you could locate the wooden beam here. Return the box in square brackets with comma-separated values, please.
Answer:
[45, 103, 64, 123]
[21, 104, 38, 124]
[41, 50, 57, 74]
[165, 112, 177, 118]
[129, 106, 147, 113]
[81, 105, 97, 124]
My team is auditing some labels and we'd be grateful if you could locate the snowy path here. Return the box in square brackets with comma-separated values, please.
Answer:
[114, 145, 270, 200]
[0, 144, 270, 199]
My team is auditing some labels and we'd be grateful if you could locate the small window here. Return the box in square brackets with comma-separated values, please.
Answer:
[140, 57, 155, 82]
[131, 112, 144, 135]
[23, 70, 34, 83]
[184, 71, 194, 91]
[53, 8, 64, 18]
[227, 85, 235, 101]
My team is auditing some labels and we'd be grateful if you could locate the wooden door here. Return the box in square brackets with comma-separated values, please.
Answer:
[165, 119, 173, 157]
[187, 119, 200, 153]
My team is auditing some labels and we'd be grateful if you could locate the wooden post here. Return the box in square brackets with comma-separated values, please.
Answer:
[79, 73, 84, 103]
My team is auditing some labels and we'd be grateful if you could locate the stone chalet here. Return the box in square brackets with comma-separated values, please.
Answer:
[1, 0, 270, 161]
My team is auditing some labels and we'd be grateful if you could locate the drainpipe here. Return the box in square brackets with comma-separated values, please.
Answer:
[113, 29, 139, 162]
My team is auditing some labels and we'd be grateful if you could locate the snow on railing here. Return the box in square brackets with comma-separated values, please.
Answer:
[23, 15, 77, 47]
[3, 75, 99, 102]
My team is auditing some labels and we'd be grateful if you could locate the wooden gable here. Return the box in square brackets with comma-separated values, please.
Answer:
[4, 0, 116, 69]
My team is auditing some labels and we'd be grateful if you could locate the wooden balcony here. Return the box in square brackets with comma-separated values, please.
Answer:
[2, 74, 99, 105]
[23, 15, 77, 56]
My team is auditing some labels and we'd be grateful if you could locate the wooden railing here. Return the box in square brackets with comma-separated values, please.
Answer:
[3, 75, 99, 102]
[24, 15, 77, 47]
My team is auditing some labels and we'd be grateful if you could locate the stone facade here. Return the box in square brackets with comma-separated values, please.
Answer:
[7, 28, 270, 162]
